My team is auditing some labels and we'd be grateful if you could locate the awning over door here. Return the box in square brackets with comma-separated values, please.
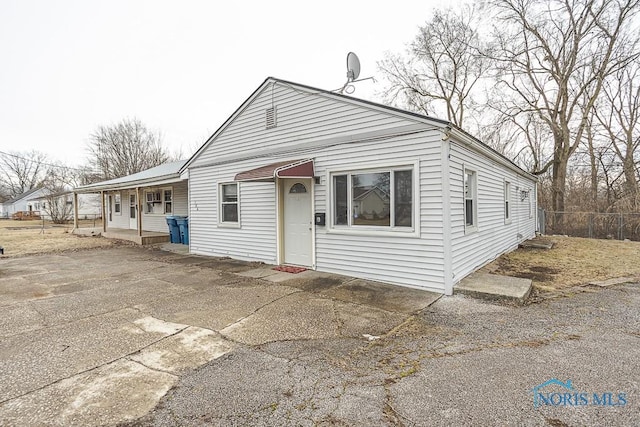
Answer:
[234, 159, 315, 182]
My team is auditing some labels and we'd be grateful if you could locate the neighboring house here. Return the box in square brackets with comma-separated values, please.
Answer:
[74, 160, 188, 244]
[179, 77, 538, 295]
[0, 188, 49, 219]
[27, 191, 101, 221]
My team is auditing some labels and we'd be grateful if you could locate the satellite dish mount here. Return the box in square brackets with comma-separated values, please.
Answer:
[338, 52, 374, 94]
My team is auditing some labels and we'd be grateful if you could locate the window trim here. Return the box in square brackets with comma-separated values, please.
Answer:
[327, 162, 419, 237]
[144, 187, 173, 215]
[463, 167, 477, 234]
[114, 192, 122, 215]
[218, 182, 240, 228]
[504, 180, 512, 224]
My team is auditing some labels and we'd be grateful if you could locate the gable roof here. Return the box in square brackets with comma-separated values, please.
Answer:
[75, 159, 188, 193]
[181, 77, 537, 181]
[3, 187, 46, 205]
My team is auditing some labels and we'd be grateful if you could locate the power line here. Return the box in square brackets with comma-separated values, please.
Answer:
[0, 150, 91, 172]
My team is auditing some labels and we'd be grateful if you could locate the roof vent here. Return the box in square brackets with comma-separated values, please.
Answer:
[265, 107, 277, 129]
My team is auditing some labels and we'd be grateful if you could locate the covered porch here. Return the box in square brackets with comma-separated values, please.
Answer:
[73, 227, 170, 245]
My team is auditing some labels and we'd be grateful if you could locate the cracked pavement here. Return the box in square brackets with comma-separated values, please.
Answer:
[1, 246, 639, 426]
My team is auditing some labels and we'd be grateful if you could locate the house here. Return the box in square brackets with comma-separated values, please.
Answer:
[0, 187, 49, 219]
[180, 77, 538, 295]
[74, 160, 188, 244]
[27, 191, 101, 222]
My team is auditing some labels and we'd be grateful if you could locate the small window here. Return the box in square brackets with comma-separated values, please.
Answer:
[464, 170, 476, 229]
[504, 181, 511, 223]
[114, 193, 121, 214]
[144, 188, 172, 214]
[289, 183, 307, 193]
[220, 183, 239, 224]
[164, 190, 173, 214]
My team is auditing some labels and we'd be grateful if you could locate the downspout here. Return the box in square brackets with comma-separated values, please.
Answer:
[441, 131, 453, 296]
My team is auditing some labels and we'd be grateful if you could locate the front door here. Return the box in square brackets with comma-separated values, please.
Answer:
[283, 179, 312, 267]
[129, 192, 137, 230]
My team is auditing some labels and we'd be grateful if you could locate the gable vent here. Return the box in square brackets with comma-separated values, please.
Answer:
[265, 107, 277, 129]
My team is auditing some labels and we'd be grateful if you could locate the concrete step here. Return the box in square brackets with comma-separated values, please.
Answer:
[455, 272, 532, 304]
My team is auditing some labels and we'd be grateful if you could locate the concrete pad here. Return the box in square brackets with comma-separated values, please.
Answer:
[72, 227, 101, 237]
[236, 267, 281, 279]
[133, 282, 299, 331]
[587, 277, 637, 287]
[220, 292, 407, 345]
[261, 270, 302, 283]
[455, 272, 532, 304]
[0, 359, 177, 427]
[129, 326, 234, 373]
[324, 279, 441, 314]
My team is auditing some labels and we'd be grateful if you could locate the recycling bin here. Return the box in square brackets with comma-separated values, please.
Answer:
[176, 216, 189, 245]
[165, 216, 181, 244]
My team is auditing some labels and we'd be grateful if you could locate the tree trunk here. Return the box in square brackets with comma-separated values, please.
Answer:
[552, 155, 568, 229]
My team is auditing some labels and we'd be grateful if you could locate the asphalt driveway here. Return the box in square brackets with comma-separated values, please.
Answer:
[1, 246, 639, 426]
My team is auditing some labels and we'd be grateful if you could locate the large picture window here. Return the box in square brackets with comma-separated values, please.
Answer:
[332, 167, 413, 229]
[219, 183, 239, 224]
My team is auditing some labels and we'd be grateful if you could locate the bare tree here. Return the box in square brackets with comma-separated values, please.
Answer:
[595, 66, 640, 206]
[0, 150, 48, 199]
[489, 0, 640, 225]
[87, 118, 170, 180]
[378, 4, 490, 128]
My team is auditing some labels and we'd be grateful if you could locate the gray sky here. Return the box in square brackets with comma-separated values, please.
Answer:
[0, 0, 454, 166]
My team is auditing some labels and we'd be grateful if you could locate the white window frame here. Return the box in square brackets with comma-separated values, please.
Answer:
[327, 162, 419, 237]
[144, 187, 173, 215]
[114, 192, 122, 215]
[504, 180, 512, 224]
[529, 187, 534, 218]
[464, 167, 477, 233]
[218, 182, 240, 228]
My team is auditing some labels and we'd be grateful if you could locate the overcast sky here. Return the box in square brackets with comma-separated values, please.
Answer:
[0, 0, 457, 166]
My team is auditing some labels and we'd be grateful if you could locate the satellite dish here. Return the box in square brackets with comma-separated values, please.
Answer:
[346, 52, 361, 82]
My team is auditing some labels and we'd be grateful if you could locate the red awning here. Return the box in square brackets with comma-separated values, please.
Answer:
[234, 159, 315, 182]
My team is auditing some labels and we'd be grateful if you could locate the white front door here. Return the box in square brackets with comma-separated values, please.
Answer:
[129, 192, 137, 230]
[283, 179, 312, 267]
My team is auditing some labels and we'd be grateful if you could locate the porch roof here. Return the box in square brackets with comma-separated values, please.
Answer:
[234, 159, 314, 182]
[75, 159, 188, 193]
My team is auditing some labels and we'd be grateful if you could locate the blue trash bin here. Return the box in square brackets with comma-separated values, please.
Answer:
[176, 216, 189, 245]
[165, 216, 181, 243]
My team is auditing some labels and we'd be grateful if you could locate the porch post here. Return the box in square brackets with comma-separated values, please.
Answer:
[136, 187, 142, 237]
[101, 191, 107, 233]
[72, 191, 79, 231]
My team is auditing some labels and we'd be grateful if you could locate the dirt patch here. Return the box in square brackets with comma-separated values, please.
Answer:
[483, 236, 640, 291]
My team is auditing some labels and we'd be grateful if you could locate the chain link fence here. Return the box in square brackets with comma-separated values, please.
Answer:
[542, 211, 640, 241]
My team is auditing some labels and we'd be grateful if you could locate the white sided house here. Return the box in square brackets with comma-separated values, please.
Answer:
[182, 78, 538, 295]
[74, 160, 188, 244]
[27, 191, 101, 221]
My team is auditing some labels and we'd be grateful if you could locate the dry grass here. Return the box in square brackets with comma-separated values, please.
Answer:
[483, 236, 640, 291]
[0, 219, 114, 257]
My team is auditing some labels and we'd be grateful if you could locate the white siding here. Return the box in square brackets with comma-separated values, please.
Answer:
[448, 140, 537, 283]
[188, 127, 448, 292]
[105, 181, 188, 233]
[313, 131, 446, 292]
[141, 180, 188, 233]
[189, 164, 278, 263]
[106, 190, 129, 229]
[190, 82, 424, 167]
